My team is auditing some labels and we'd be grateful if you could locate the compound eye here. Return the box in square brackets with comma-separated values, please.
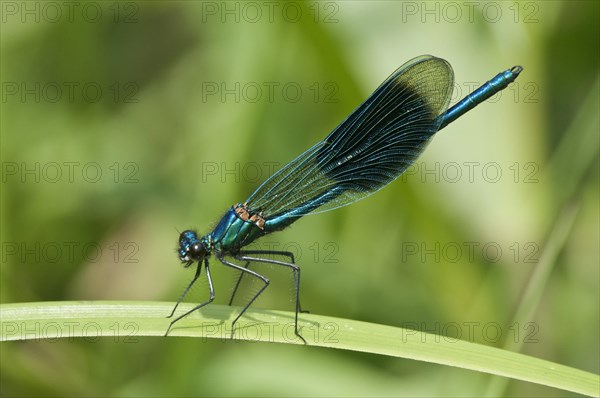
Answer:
[188, 243, 205, 262]
[179, 230, 197, 243]
[177, 230, 203, 264]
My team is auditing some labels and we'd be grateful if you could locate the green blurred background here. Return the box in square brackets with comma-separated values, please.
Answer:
[1, 1, 598, 396]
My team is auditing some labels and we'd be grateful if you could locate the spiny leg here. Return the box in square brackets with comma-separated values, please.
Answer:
[228, 250, 294, 307]
[234, 250, 309, 314]
[236, 252, 306, 344]
[228, 260, 251, 306]
[164, 258, 215, 336]
[217, 253, 272, 340]
[167, 262, 202, 318]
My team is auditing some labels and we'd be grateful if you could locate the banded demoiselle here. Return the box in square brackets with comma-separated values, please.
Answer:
[166, 55, 523, 343]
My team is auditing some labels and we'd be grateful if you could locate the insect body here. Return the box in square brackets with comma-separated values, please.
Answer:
[166, 55, 523, 343]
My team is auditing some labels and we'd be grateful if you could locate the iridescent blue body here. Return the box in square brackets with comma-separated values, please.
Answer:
[440, 66, 522, 128]
[167, 55, 523, 342]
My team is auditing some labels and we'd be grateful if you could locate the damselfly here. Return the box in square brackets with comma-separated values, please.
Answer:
[166, 55, 523, 343]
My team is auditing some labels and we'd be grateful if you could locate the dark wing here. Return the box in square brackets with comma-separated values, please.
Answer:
[246, 55, 454, 219]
